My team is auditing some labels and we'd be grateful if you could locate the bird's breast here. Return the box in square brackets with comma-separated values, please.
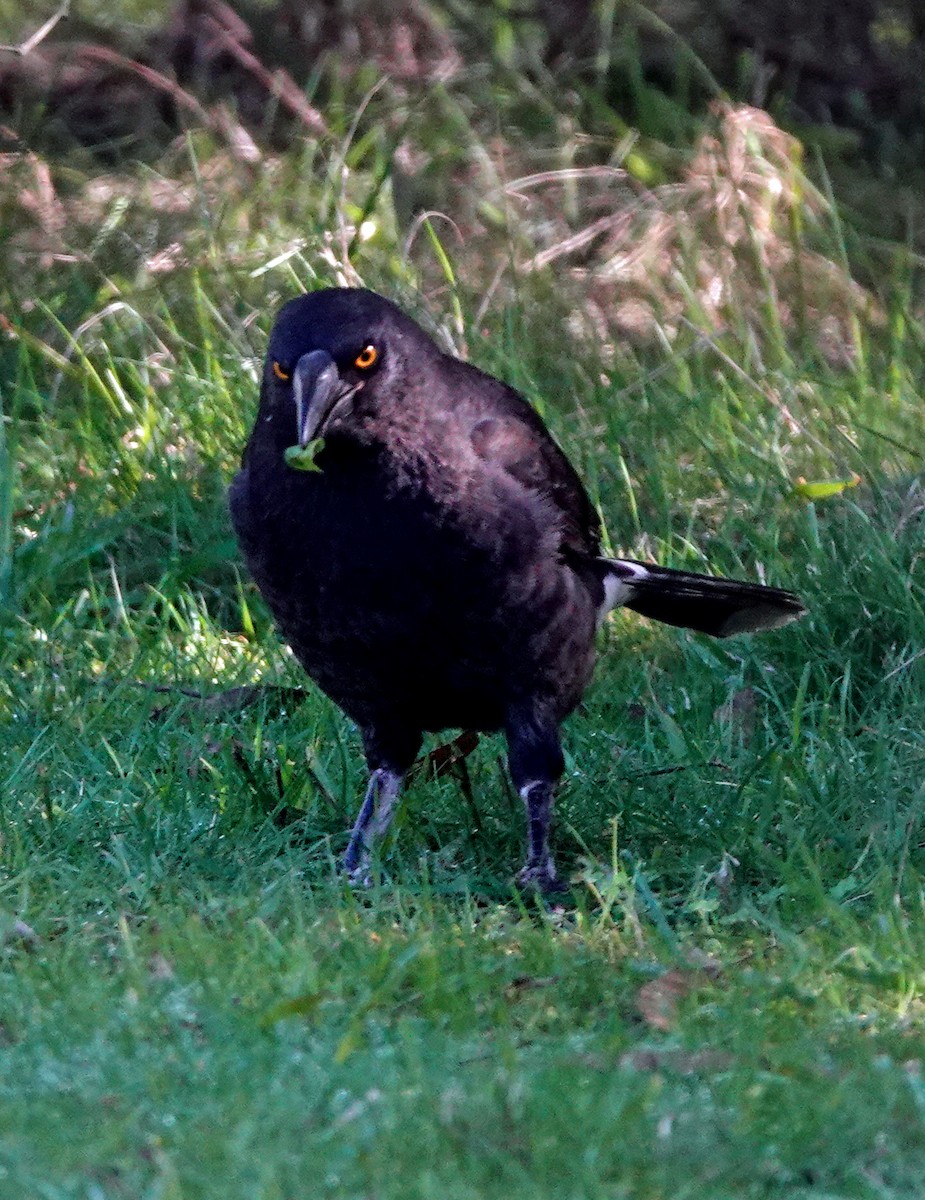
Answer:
[232, 441, 599, 726]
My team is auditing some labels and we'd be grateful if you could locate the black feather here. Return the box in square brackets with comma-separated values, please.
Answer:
[609, 559, 807, 638]
[230, 287, 806, 890]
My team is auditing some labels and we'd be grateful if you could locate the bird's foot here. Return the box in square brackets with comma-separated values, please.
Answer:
[343, 851, 376, 889]
[515, 859, 569, 897]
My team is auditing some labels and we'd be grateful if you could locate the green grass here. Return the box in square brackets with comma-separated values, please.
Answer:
[3, 6, 925, 1196]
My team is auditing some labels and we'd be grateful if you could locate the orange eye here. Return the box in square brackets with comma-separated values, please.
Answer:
[354, 344, 378, 370]
[272, 361, 290, 381]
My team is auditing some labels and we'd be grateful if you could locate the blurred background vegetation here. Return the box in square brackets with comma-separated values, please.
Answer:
[2, 0, 924, 317]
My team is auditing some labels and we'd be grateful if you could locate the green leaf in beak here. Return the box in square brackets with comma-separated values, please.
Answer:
[284, 439, 325, 472]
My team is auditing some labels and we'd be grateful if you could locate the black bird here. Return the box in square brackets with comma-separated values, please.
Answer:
[230, 287, 805, 892]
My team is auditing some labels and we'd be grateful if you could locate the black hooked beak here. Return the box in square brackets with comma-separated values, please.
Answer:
[293, 350, 341, 447]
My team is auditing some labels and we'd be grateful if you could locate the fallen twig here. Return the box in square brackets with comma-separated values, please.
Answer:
[0, 1, 70, 57]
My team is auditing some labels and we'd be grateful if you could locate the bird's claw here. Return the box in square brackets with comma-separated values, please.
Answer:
[344, 854, 376, 889]
[515, 861, 570, 896]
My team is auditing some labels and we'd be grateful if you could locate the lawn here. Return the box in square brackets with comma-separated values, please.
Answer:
[2, 4, 925, 1197]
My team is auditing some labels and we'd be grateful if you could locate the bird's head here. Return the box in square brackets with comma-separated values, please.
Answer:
[262, 287, 437, 452]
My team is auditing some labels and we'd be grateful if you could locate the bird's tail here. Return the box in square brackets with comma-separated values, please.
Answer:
[599, 558, 806, 638]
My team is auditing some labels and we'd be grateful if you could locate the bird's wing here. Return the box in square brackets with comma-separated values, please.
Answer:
[468, 394, 602, 560]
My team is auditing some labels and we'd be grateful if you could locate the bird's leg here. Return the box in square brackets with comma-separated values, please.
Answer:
[517, 779, 560, 890]
[506, 706, 567, 895]
[343, 767, 404, 884]
[344, 724, 421, 886]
